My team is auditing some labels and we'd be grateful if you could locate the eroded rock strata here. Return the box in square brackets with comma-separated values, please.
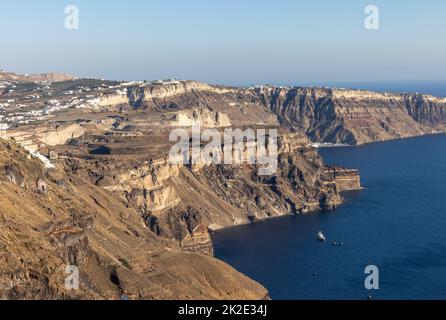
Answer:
[0, 139, 268, 300]
[60, 131, 359, 257]
[0, 128, 358, 299]
[256, 87, 446, 145]
[86, 81, 446, 145]
[13, 72, 445, 300]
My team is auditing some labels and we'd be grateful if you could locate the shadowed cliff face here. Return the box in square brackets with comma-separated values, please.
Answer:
[0, 139, 268, 300]
[255, 87, 446, 145]
[403, 93, 446, 124]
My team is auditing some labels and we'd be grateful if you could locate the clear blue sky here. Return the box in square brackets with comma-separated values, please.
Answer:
[1, 0, 445, 85]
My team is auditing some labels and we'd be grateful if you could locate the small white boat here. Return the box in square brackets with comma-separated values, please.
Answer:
[316, 231, 326, 242]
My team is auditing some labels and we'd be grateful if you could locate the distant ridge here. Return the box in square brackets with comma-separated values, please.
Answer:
[0, 70, 77, 82]
[2, 69, 446, 145]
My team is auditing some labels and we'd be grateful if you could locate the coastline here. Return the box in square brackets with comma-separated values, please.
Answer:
[212, 133, 446, 299]
[211, 189, 365, 235]
[349, 131, 446, 148]
[310, 131, 446, 150]
[217, 131, 446, 234]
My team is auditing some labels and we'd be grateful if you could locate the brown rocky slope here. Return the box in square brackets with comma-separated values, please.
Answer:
[0, 139, 268, 300]
[64, 130, 360, 257]
[6, 76, 412, 300]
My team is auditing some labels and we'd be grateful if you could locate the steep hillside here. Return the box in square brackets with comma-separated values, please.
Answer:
[66, 131, 360, 256]
[257, 87, 446, 145]
[0, 139, 268, 300]
[0, 74, 372, 300]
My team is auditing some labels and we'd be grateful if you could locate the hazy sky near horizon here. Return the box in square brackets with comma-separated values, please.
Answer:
[1, 0, 445, 85]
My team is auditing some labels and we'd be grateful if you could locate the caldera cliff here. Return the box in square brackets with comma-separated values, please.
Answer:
[91, 81, 446, 145]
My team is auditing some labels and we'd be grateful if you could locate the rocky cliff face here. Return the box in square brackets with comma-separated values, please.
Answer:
[323, 167, 362, 191]
[173, 108, 232, 128]
[256, 87, 446, 145]
[93, 82, 446, 145]
[123, 81, 236, 112]
[93, 80, 279, 127]
[0, 139, 268, 300]
[11, 73, 430, 300]
[5, 73, 443, 146]
[80, 132, 359, 257]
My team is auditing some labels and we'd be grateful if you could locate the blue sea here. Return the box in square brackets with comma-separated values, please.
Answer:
[213, 134, 446, 300]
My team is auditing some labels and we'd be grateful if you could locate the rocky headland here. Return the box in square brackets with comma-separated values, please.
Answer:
[6, 71, 446, 300]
